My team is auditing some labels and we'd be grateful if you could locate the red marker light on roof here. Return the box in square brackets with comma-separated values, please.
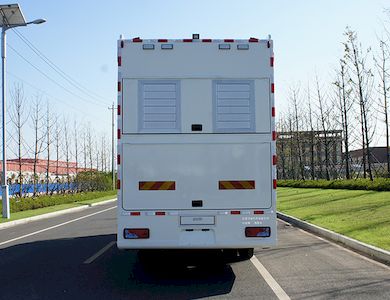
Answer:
[224, 39, 234, 42]
[249, 38, 259, 42]
[133, 37, 142, 42]
[202, 39, 212, 42]
[158, 39, 168, 42]
[117, 104, 121, 115]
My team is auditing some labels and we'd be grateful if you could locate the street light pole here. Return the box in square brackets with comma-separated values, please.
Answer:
[0, 4, 46, 219]
[1, 26, 9, 218]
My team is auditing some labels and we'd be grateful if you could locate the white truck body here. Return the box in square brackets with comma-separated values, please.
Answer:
[117, 36, 277, 250]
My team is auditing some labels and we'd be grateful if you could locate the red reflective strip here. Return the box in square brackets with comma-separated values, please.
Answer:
[273, 179, 277, 189]
[117, 104, 121, 115]
[202, 39, 212, 42]
[120, 40, 124, 48]
[231, 210, 241, 215]
[254, 210, 264, 215]
[271, 83, 275, 93]
[130, 212, 140, 216]
[139, 181, 176, 190]
[118, 81, 121, 92]
[270, 56, 274, 67]
[249, 38, 259, 42]
[151, 181, 164, 190]
[167, 182, 176, 190]
[133, 38, 142, 42]
[272, 107, 275, 117]
[273, 155, 277, 165]
[232, 181, 243, 189]
[118, 56, 121, 66]
[183, 39, 192, 42]
[155, 211, 165, 216]
[117, 128, 121, 139]
[224, 39, 234, 42]
[116, 179, 120, 189]
[117, 154, 121, 165]
[272, 131, 276, 141]
[158, 39, 168, 42]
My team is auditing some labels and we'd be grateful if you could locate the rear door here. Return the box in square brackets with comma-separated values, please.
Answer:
[122, 140, 272, 210]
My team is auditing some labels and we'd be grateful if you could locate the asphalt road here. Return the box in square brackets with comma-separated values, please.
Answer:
[0, 202, 389, 300]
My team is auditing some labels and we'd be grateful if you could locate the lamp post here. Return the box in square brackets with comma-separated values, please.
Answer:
[1, 4, 45, 218]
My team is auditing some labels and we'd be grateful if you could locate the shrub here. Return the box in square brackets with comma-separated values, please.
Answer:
[76, 171, 113, 192]
[278, 179, 390, 191]
[0, 190, 116, 213]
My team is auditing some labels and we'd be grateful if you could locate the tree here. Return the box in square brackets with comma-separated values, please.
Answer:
[306, 84, 316, 180]
[54, 116, 62, 192]
[45, 102, 54, 194]
[73, 120, 79, 191]
[63, 117, 71, 189]
[315, 76, 331, 180]
[9, 84, 27, 197]
[289, 85, 305, 180]
[30, 94, 45, 195]
[334, 59, 353, 179]
[374, 39, 390, 177]
[344, 28, 375, 180]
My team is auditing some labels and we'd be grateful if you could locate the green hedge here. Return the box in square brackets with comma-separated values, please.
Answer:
[278, 179, 390, 191]
[1, 190, 116, 213]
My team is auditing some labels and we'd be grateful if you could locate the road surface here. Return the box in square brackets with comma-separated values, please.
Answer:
[0, 201, 389, 300]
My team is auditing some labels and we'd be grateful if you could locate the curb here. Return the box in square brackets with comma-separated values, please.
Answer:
[0, 198, 117, 230]
[277, 212, 390, 266]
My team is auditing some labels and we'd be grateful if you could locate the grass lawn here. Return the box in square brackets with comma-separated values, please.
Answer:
[277, 187, 390, 251]
[0, 192, 116, 224]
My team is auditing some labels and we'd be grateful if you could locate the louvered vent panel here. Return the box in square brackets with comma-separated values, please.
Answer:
[139, 81, 180, 132]
[214, 81, 254, 132]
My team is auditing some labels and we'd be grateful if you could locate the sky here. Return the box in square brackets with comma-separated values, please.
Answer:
[3, 0, 390, 152]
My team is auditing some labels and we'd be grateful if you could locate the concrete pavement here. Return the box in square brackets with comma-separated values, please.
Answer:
[0, 202, 389, 299]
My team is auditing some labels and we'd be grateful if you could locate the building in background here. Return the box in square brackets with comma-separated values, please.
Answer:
[349, 147, 390, 176]
[276, 130, 343, 179]
[0, 158, 93, 184]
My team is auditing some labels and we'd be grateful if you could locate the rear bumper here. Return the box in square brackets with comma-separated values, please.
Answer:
[117, 210, 277, 249]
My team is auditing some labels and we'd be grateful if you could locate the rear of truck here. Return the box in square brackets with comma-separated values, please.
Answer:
[116, 36, 277, 252]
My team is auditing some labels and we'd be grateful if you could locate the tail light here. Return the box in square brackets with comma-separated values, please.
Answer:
[123, 228, 149, 239]
[245, 227, 271, 238]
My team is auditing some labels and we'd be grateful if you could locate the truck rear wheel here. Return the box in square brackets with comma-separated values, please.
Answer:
[238, 248, 254, 260]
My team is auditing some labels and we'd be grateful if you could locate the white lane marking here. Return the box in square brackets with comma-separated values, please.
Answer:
[83, 241, 116, 264]
[278, 219, 390, 271]
[250, 255, 291, 300]
[0, 206, 116, 247]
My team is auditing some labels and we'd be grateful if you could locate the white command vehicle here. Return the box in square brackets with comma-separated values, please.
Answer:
[116, 34, 277, 259]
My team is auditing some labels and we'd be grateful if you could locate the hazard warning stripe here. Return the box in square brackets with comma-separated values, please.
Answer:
[139, 181, 176, 190]
[219, 180, 255, 190]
